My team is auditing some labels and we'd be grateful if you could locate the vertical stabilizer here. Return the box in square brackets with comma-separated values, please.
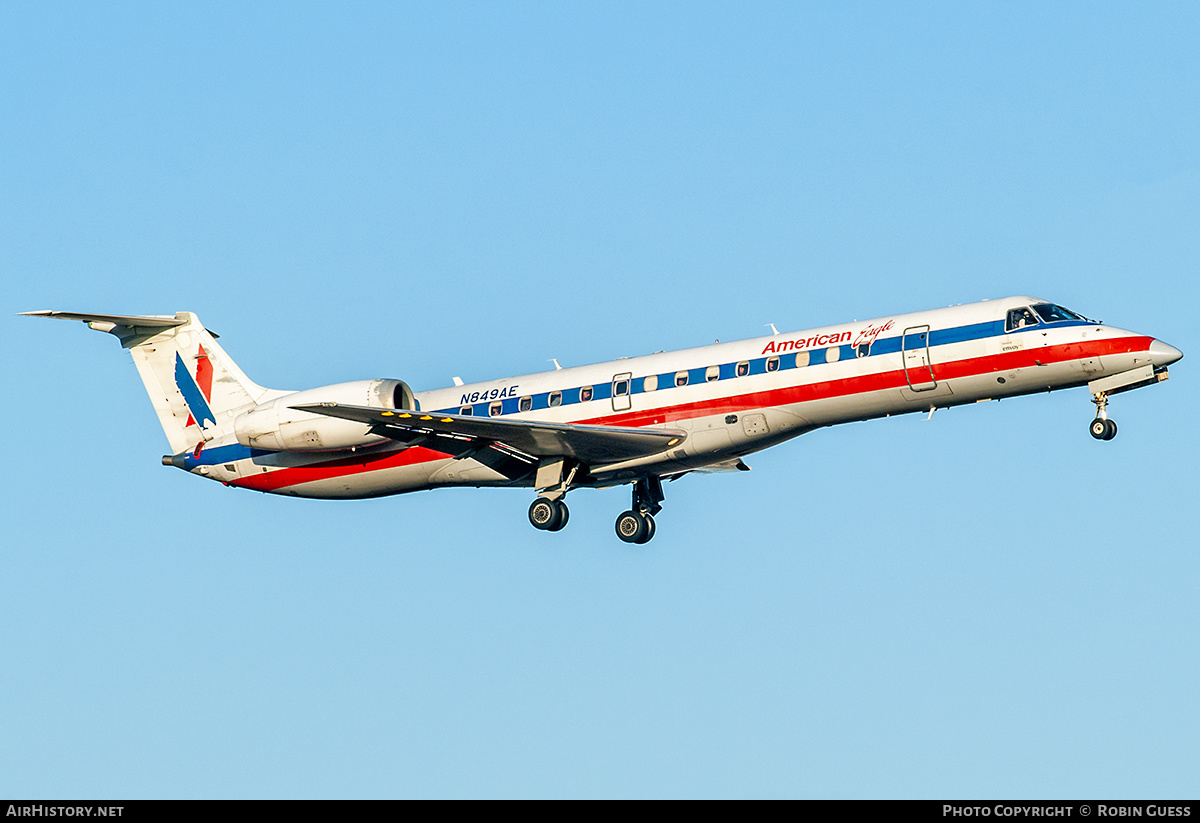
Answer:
[22, 311, 275, 453]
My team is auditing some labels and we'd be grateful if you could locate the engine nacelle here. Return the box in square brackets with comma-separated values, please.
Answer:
[234, 379, 415, 452]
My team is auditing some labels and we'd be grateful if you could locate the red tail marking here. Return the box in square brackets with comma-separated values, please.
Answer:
[184, 345, 214, 428]
[196, 345, 214, 400]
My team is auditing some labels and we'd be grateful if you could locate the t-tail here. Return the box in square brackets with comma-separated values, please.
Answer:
[21, 311, 274, 454]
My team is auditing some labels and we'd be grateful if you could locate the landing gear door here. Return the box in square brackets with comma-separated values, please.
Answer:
[612, 372, 632, 412]
[902, 325, 937, 391]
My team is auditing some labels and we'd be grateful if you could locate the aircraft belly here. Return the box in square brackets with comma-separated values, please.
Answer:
[265, 457, 445, 499]
[592, 406, 812, 478]
[428, 460, 517, 486]
[682, 426, 732, 461]
[692, 406, 808, 445]
[899, 383, 954, 402]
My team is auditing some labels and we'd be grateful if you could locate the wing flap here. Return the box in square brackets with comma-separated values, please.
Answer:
[292, 403, 687, 465]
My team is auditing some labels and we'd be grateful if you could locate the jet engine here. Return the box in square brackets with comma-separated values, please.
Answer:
[234, 379, 415, 452]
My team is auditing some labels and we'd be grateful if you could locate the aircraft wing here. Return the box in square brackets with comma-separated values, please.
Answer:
[292, 403, 687, 465]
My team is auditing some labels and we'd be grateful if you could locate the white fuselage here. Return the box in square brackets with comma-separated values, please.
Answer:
[181, 296, 1177, 499]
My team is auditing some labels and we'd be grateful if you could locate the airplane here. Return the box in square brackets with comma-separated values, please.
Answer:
[23, 297, 1182, 543]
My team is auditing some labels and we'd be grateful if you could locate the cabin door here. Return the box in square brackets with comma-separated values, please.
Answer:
[611, 372, 632, 412]
[901, 325, 937, 391]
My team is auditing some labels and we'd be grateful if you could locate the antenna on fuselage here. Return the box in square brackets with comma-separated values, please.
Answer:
[766, 323, 779, 335]
[452, 376, 464, 386]
[549, 359, 562, 370]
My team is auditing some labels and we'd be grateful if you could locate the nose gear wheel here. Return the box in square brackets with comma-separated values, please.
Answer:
[1089, 392, 1118, 441]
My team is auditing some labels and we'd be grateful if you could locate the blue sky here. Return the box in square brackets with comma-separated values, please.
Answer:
[2, 2, 1197, 798]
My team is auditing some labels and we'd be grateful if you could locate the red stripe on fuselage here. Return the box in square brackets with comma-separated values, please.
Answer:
[229, 445, 452, 492]
[240, 334, 1153, 492]
[577, 334, 1154, 428]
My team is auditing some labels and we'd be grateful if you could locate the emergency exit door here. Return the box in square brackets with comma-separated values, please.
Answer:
[612, 372, 632, 412]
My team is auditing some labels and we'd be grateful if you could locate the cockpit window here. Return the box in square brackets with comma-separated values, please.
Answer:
[1031, 303, 1085, 324]
[1006, 307, 1039, 332]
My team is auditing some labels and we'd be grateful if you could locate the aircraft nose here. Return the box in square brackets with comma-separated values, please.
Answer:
[1149, 339, 1183, 366]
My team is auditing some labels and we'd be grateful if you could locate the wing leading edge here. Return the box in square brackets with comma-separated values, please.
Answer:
[292, 403, 687, 466]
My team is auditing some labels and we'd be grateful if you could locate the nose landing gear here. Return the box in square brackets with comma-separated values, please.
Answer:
[1085, 363, 1173, 442]
[615, 476, 664, 544]
[1089, 391, 1118, 441]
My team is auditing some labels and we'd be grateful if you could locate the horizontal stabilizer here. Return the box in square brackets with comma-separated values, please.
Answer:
[25, 309, 270, 453]
[20, 310, 186, 329]
[294, 403, 687, 465]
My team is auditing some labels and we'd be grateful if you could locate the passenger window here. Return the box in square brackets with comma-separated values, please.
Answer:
[489, 401, 503, 416]
[675, 371, 688, 387]
[459, 406, 473, 416]
[826, 346, 841, 363]
[580, 386, 593, 402]
[736, 361, 749, 377]
[519, 396, 532, 412]
[856, 343, 870, 358]
[614, 379, 629, 396]
[548, 391, 562, 407]
[706, 366, 720, 383]
[766, 357, 779, 372]
[643, 375, 658, 392]
[1006, 307, 1039, 332]
[795, 351, 809, 368]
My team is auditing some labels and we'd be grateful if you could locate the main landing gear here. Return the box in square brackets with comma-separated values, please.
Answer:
[615, 476, 664, 545]
[528, 457, 576, 532]
[527, 472, 666, 543]
[528, 470, 667, 547]
[528, 496, 570, 531]
[1089, 391, 1118, 441]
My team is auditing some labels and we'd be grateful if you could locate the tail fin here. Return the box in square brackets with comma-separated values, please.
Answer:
[22, 310, 275, 453]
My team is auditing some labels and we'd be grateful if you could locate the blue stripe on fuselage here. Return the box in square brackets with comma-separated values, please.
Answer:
[432, 318, 1095, 418]
[182, 443, 265, 468]
[182, 317, 1099, 472]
